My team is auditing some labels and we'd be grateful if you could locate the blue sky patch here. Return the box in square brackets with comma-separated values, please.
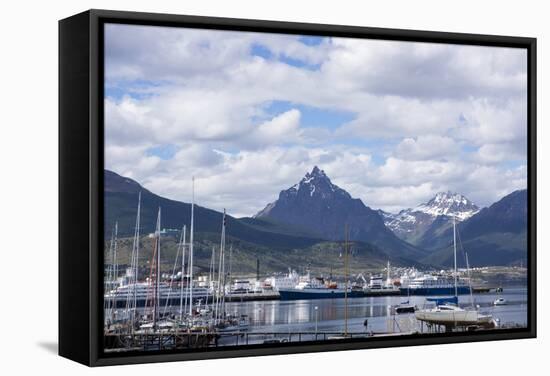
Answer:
[461, 144, 478, 153]
[279, 55, 321, 71]
[298, 36, 325, 46]
[263, 100, 355, 131]
[146, 144, 178, 160]
[251, 43, 273, 59]
[501, 160, 526, 170]
[105, 79, 163, 101]
[250, 43, 321, 70]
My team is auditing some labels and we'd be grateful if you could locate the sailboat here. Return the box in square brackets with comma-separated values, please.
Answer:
[104, 222, 119, 325]
[415, 217, 493, 327]
[103, 193, 141, 330]
[328, 225, 352, 340]
[212, 209, 250, 332]
[140, 208, 175, 331]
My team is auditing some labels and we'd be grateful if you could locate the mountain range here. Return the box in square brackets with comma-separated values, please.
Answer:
[421, 189, 527, 267]
[104, 167, 527, 269]
[379, 191, 480, 246]
[104, 170, 418, 274]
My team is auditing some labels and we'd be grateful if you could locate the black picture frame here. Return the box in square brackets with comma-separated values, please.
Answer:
[59, 9, 537, 367]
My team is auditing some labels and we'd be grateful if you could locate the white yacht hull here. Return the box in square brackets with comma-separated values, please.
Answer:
[415, 308, 493, 325]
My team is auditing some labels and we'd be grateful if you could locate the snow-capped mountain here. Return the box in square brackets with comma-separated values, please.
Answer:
[380, 192, 480, 244]
[422, 189, 527, 267]
[414, 191, 480, 221]
[255, 166, 426, 260]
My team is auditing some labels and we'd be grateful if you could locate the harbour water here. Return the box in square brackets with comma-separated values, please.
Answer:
[106, 285, 528, 349]
[223, 286, 527, 336]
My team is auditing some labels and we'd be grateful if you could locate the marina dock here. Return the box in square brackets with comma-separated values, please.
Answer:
[224, 291, 280, 302]
[104, 329, 414, 352]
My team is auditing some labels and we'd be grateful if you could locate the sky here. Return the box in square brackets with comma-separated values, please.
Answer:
[104, 23, 528, 217]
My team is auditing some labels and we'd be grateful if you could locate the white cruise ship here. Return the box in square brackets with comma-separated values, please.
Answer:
[104, 282, 210, 308]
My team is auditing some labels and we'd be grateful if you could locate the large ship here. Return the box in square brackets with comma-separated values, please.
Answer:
[278, 275, 364, 300]
[104, 281, 211, 308]
[364, 261, 401, 296]
[399, 274, 471, 296]
[266, 268, 300, 291]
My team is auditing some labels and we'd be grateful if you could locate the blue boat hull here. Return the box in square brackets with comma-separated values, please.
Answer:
[400, 286, 471, 296]
[278, 290, 364, 300]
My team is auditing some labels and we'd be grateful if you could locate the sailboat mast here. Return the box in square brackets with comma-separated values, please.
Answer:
[216, 209, 226, 322]
[215, 241, 220, 322]
[105, 223, 116, 319]
[453, 216, 458, 298]
[206, 246, 215, 311]
[153, 208, 161, 328]
[132, 192, 141, 323]
[113, 222, 118, 296]
[221, 214, 227, 319]
[111, 222, 118, 321]
[229, 245, 233, 294]
[188, 178, 195, 316]
[344, 224, 349, 337]
[465, 253, 474, 308]
[179, 225, 186, 318]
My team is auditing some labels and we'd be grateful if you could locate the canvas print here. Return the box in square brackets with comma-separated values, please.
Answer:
[102, 23, 528, 353]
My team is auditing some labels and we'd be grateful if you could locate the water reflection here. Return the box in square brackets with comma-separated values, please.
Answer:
[224, 286, 528, 333]
[105, 287, 528, 334]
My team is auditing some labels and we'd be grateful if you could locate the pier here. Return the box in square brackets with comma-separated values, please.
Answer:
[104, 319, 518, 353]
[104, 329, 411, 352]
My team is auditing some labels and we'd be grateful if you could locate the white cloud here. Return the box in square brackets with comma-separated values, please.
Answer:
[245, 109, 302, 147]
[371, 157, 465, 188]
[394, 135, 459, 161]
[103, 24, 528, 216]
[476, 142, 525, 164]
[360, 183, 436, 214]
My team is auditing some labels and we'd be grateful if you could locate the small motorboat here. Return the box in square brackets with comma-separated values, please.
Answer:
[493, 297, 507, 306]
[394, 301, 417, 314]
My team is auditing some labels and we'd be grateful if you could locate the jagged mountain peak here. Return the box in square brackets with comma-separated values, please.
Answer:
[421, 189, 527, 266]
[284, 166, 350, 200]
[381, 191, 480, 244]
[414, 191, 479, 220]
[309, 165, 325, 178]
[253, 167, 426, 260]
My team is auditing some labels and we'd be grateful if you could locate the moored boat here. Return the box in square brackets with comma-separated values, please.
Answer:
[278, 286, 364, 300]
[394, 300, 417, 314]
[494, 297, 507, 306]
[399, 274, 471, 296]
[415, 218, 493, 328]
[414, 298, 493, 326]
